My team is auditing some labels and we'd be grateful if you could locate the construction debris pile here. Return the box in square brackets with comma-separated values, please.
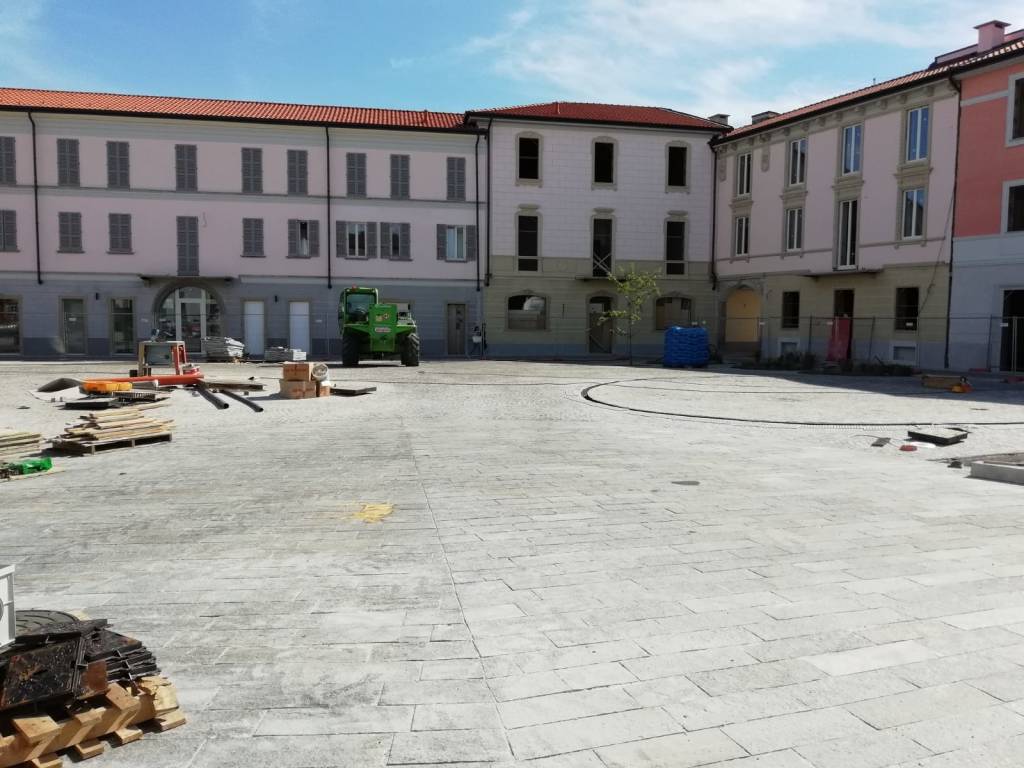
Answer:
[0, 619, 184, 768]
[0, 432, 42, 463]
[203, 336, 245, 362]
[51, 405, 174, 455]
[278, 361, 331, 399]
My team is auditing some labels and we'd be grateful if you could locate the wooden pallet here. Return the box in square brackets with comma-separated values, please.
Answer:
[0, 677, 185, 768]
[0, 467, 64, 483]
[50, 433, 172, 455]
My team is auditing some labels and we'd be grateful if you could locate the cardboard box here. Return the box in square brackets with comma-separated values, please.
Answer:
[278, 379, 317, 399]
[282, 362, 315, 381]
[317, 383, 331, 397]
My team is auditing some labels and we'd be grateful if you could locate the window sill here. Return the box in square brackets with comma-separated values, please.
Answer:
[57, 183, 81, 188]
[386, 256, 413, 262]
[446, 197, 467, 203]
[0, 248, 19, 253]
[515, 178, 542, 187]
[240, 253, 265, 258]
[666, 185, 690, 193]
[337, 254, 371, 260]
[176, 187, 198, 193]
[241, 189, 264, 195]
[592, 182, 616, 190]
[107, 250, 134, 255]
[347, 192, 367, 199]
[107, 185, 131, 191]
[57, 249, 84, 254]
[445, 259, 468, 264]
[286, 254, 314, 259]
[390, 195, 411, 201]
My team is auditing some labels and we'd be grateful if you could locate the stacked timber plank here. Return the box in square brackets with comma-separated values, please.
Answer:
[51, 405, 174, 455]
[204, 336, 245, 362]
[265, 346, 306, 362]
[0, 431, 43, 463]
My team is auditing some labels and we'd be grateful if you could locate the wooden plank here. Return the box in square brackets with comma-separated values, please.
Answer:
[70, 740, 104, 759]
[50, 434, 172, 455]
[331, 385, 377, 396]
[1, 467, 64, 483]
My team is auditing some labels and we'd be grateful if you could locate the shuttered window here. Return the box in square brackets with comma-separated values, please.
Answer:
[335, 221, 378, 258]
[446, 157, 466, 201]
[242, 218, 264, 257]
[390, 154, 410, 199]
[58, 212, 83, 252]
[108, 213, 132, 253]
[346, 153, 366, 196]
[287, 149, 308, 195]
[0, 137, 14, 185]
[0, 210, 16, 251]
[380, 222, 411, 260]
[242, 147, 262, 193]
[287, 219, 319, 257]
[437, 224, 477, 262]
[57, 139, 80, 187]
[175, 144, 197, 191]
[177, 216, 199, 275]
[107, 141, 130, 189]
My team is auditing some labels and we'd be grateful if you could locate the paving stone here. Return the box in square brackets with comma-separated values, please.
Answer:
[388, 729, 510, 764]
[257, 706, 415, 735]
[665, 687, 807, 731]
[191, 734, 392, 767]
[689, 659, 824, 695]
[794, 730, 931, 768]
[498, 688, 638, 729]
[411, 703, 503, 731]
[595, 730, 747, 768]
[380, 681, 493, 705]
[507, 708, 681, 760]
[623, 647, 759, 681]
[783, 669, 916, 708]
[803, 640, 938, 676]
[847, 682, 1000, 728]
[895, 704, 1024, 753]
[722, 707, 875, 754]
[702, 752, 815, 768]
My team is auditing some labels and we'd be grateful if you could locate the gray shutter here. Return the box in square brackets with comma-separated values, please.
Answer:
[255, 219, 264, 255]
[358, 154, 367, 195]
[336, 221, 347, 256]
[0, 210, 14, 250]
[366, 222, 377, 258]
[457, 159, 465, 200]
[0, 137, 15, 184]
[298, 151, 308, 194]
[176, 216, 187, 273]
[346, 154, 357, 195]
[446, 158, 456, 201]
[436, 224, 447, 260]
[57, 140, 69, 185]
[175, 145, 186, 190]
[401, 223, 411, 260]
[287, 150, 297, 193]
[467, 224, 477, 261]
[401, 156, 410, 198]
[390, 155, 399, 198]
[123, 215, 132, 251]
[288, 219, 298, 256]
[309, 220, 320, 256]
[379, 223, 391, 259]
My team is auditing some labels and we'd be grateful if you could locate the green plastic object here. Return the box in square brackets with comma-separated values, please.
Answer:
[339, 286, 420, 367]
[3, 457, 52, 475]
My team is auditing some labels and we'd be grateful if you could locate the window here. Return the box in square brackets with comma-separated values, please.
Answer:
[110, 298, 135, 355]
[57, 139, 80, 187]
[346, 152, 367, 196]
[788, 138, 807, 185]
[447, 157, 466, 201]
[507, 294, 546, 330]
[0, 137, 14, 185]
[108, 213, 131, 253]
[107, 141, 130, 188]
[380, 222, 411, 260]
[837, 199, 858, 268]
[0, 210, 16, 251]
[902, 188, 926, 239]
[390, 154, 410, 199]
[437, 224, 477, 262]
[1012, 78, 1024, 140]
[242, 218, 264, 257]
[287, 149, 308, 195]
[892, 343, 917, 363]
[733, 215, 749, 257]
[518, 136, 540, 181]
[834, 289, 855, 317]
[1008, 185, 1024, 232]
[337, 221, 377, 259]
[517, 214, 539, 272]
[177, 216, 199, 275]
[665, 220, 685, 275]
[288, 219, 319, 257]
[0, 298, 19, 353]
[667, 145, 687, 187]
[58, 212, 82, 252]
[736, 152, 752, 196]
[842, 124, 862, 175]
[655, 296, 692, 330]
[895, 286, 919, 331]
[906, 107, 929, 162]
[785, 207, 804, 251]
[781, 291, 800, 329]
[594, 141, 614, 184]
[175, 144, 197, 191]
[242, 147, 262, 193]
[592, 218, 613, 276]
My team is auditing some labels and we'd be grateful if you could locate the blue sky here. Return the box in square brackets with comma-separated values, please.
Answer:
[1, 0, 1019, 126]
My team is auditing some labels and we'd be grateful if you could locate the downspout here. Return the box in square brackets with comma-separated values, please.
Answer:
[27, 112, 41, 285]
[485, 118, 493, 287]
[324, 126, 332, 289]
[474, 130, 481, 293]
[709, 137, 719, 291]
[944, 75, 961, 370]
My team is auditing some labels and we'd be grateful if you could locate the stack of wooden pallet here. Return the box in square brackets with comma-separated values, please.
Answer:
[51, 405, 174, 455]
[0, 431, 43, 462]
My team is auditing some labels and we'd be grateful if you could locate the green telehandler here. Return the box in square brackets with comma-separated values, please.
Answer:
[339, 286, 420, 367]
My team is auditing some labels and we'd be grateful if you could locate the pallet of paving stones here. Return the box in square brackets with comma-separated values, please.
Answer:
[50, 406, 174, 456]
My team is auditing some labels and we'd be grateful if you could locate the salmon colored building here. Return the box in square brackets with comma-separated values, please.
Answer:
[950, 22, 1024, 370]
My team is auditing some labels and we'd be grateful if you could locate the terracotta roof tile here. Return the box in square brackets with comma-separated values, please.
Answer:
[466, 101, 725, 130]
[0, 87, 466, 130]
[723, 37, 1024, 140]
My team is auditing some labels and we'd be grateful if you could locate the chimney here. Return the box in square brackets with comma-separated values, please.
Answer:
[751, 110, 781, 125]
[708, 113, 730, 126]
[975, 20, 1010, 53]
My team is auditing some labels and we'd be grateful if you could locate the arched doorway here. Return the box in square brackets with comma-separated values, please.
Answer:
[724, 287, 761, 353]
[588, 296, 614, 354]
[156, 286, 223, 355]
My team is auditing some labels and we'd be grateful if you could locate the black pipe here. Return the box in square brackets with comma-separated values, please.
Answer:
[709, 138, 719, 292]
[944, 75, 961, 370]
[194, 382, 229, 409]
[474, 131, 481, 293]
[324, 125, 332, 289]
[485, 118, 493, 286]
[27, 112, 41, 285]
[217, 387, 264, 412]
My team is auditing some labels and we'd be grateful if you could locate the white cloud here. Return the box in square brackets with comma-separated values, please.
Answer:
[466, 0, 1024, 125]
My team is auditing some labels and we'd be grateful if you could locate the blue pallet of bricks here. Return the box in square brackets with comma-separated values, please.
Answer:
[663, 326, 709, 367]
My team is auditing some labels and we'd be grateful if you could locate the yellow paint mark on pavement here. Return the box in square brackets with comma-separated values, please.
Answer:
[353, 503, 394, 523]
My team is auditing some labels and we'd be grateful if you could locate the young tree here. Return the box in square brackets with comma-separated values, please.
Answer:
[599, 266, 661, 365]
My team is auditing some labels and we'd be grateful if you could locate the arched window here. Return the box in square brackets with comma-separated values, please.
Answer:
[507, 294, 547, 331]
[655, 296, 692, 330]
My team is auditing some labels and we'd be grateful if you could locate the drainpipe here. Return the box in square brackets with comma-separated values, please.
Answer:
[485, 118, 493, 287]
[709, 139, 719, 291]
[474, 130, 481, 294]
[27, 112, 42, 285]
[324, 126, 332, 290]
[944, 75, 961, 370]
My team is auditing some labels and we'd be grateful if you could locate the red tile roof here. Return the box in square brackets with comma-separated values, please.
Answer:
[0, 87, 467, 131]
[466, 101, 726, 131]
[723, 37, 1024, 140]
